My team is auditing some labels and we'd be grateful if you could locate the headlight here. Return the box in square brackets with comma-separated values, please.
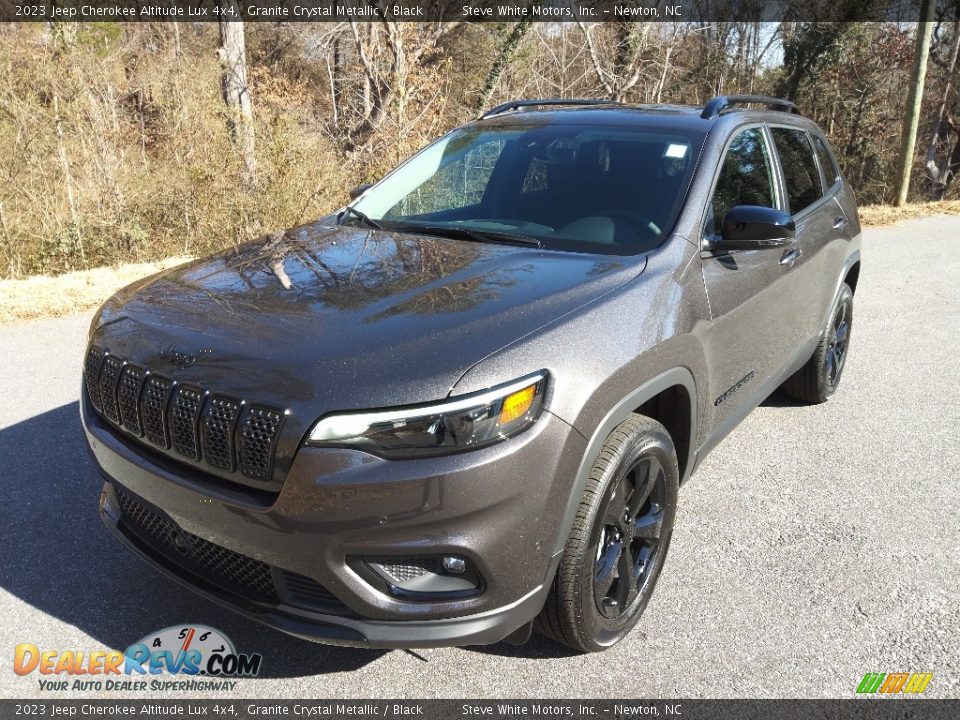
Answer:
[305, 372, 547, 459]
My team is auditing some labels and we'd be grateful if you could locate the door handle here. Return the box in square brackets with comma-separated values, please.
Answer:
[780, 248, 802, 267]
[833, 216, 848, 230]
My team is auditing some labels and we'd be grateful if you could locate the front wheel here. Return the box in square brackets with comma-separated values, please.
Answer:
[535, 415, 679, 653]
[782, 282, 854, 404]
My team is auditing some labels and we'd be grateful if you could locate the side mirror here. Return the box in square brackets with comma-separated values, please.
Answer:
[349, 183, 373, 201]
[719, 206, 795, 249]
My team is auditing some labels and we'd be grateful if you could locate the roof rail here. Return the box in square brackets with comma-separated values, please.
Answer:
[700, 95, 799, 120]
[479, 98, 619, 120]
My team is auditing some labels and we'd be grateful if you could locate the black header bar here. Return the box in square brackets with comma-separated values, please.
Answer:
[0, 0, 936, 23]
[0, 700, 958, 719]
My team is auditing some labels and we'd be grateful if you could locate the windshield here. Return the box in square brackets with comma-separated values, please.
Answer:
[351, 122, 704, 254]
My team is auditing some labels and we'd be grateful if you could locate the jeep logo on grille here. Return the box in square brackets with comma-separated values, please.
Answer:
[159, 344, 209, 369]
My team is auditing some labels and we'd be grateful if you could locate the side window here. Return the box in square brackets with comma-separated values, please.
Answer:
[770, 128, 824, 214]
[708, 127, 776, 236]
[812, 135, 840, 188]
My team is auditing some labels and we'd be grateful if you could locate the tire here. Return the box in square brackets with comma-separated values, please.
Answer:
[782, 282, 854, 404]
[535, 414, 679, 653]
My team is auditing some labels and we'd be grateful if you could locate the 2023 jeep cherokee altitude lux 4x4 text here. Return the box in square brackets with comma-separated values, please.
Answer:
[82, 96, 860, 653]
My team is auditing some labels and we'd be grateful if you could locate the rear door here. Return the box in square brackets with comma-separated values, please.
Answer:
[700, 126, 801, 432]
[767, 126, 852, 345]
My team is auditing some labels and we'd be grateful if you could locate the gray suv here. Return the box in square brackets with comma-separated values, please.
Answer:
[82, 96, 860, 653]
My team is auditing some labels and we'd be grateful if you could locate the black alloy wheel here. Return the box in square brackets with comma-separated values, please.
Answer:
[782, 282, 854, 404]
[592, 455, 667, 619]
[535, 414, 679, 653]
[825, 295, 851, 387]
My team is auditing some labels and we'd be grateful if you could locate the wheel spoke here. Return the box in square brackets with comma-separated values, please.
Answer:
[615, 544, 635, 607]
[832, 347, 844, 380]
[603, 487, 625, 525]
[626, 457, 659, 519]
[594, 540, 621, 600]
[834, 321, 849, 345]
[633, 505, 664, 541]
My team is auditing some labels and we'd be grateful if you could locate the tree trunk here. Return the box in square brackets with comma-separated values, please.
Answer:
[171, 21, 182, 60]
[475, 20, 532, 115]
[217, 2, 256, 184]
[895, 0, 936, 206]
[53, 95, 84, 266]
[925, 23, 960, 199]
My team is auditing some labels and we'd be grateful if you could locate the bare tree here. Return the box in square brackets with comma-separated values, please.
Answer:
[345, 17, 461, 145]
[217, 0, 256, 183]
[578, 21, 652, 101]
[925, 23, 960, 199]
[475, 20, 534, 114]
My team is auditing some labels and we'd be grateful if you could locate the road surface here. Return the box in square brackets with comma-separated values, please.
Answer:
[1, 215, 958, 699]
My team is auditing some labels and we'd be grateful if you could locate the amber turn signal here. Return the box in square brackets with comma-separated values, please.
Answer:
[499, 384, 537, 426]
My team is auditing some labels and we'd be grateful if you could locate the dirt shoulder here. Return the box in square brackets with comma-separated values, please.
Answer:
[858, 200, 960, 227]
[0, 257, 191, 324]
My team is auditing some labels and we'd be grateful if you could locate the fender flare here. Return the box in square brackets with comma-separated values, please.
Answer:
[818, 248, 861, 337]
[551, 366, 697, 556]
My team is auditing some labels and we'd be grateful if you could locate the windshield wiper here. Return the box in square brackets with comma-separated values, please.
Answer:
[388, 223, 541, 248]
[338, 205, 383, 230]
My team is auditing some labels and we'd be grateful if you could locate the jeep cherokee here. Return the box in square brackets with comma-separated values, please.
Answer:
[82, 96, 861, 653]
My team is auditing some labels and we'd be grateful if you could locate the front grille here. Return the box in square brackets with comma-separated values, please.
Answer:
[141, 375, 172, 448]
[170, 385, 204, 460]
[238, 407, 283, 481]
[117, 365, 145, 436]
[98, 356, 123, 424]
[84, 345, 285, 484]
[203, 397, 240, 471]
[84, 347, 105, 411]
[115, 486, 347, 614]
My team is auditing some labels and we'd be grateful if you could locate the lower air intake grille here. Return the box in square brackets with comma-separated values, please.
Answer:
[114, 486, 348, 613]
[116, 487, 278, 601]
[282, 571, 347, 612]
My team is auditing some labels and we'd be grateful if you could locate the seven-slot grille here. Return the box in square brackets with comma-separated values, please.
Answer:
[84, 345, 285, 483]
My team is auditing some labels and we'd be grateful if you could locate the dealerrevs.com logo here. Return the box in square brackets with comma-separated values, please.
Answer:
[13, 625, 262, 692]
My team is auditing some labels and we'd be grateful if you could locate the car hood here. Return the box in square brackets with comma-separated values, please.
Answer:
[91, 221, 642, 428]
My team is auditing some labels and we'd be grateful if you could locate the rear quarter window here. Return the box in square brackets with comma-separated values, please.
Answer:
[770, 127, 824, 215]
[812, 135, 841, 189]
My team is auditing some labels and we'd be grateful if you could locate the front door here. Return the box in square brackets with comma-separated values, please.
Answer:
[700, 126, 800, 432]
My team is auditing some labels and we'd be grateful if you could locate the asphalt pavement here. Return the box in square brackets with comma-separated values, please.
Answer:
[1, 215, 958, 699]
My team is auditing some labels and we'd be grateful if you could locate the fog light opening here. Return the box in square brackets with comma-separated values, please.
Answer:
[442, 555, 467, 575]
[364, 555, 483, 599]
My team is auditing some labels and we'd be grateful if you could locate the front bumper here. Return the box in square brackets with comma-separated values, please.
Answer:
[84, 392, 584, 648]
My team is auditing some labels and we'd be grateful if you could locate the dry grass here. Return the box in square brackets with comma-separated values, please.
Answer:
[858, 200, 960, 226]
[0, 256, 191, 324]
[0, 25, 355, 279]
